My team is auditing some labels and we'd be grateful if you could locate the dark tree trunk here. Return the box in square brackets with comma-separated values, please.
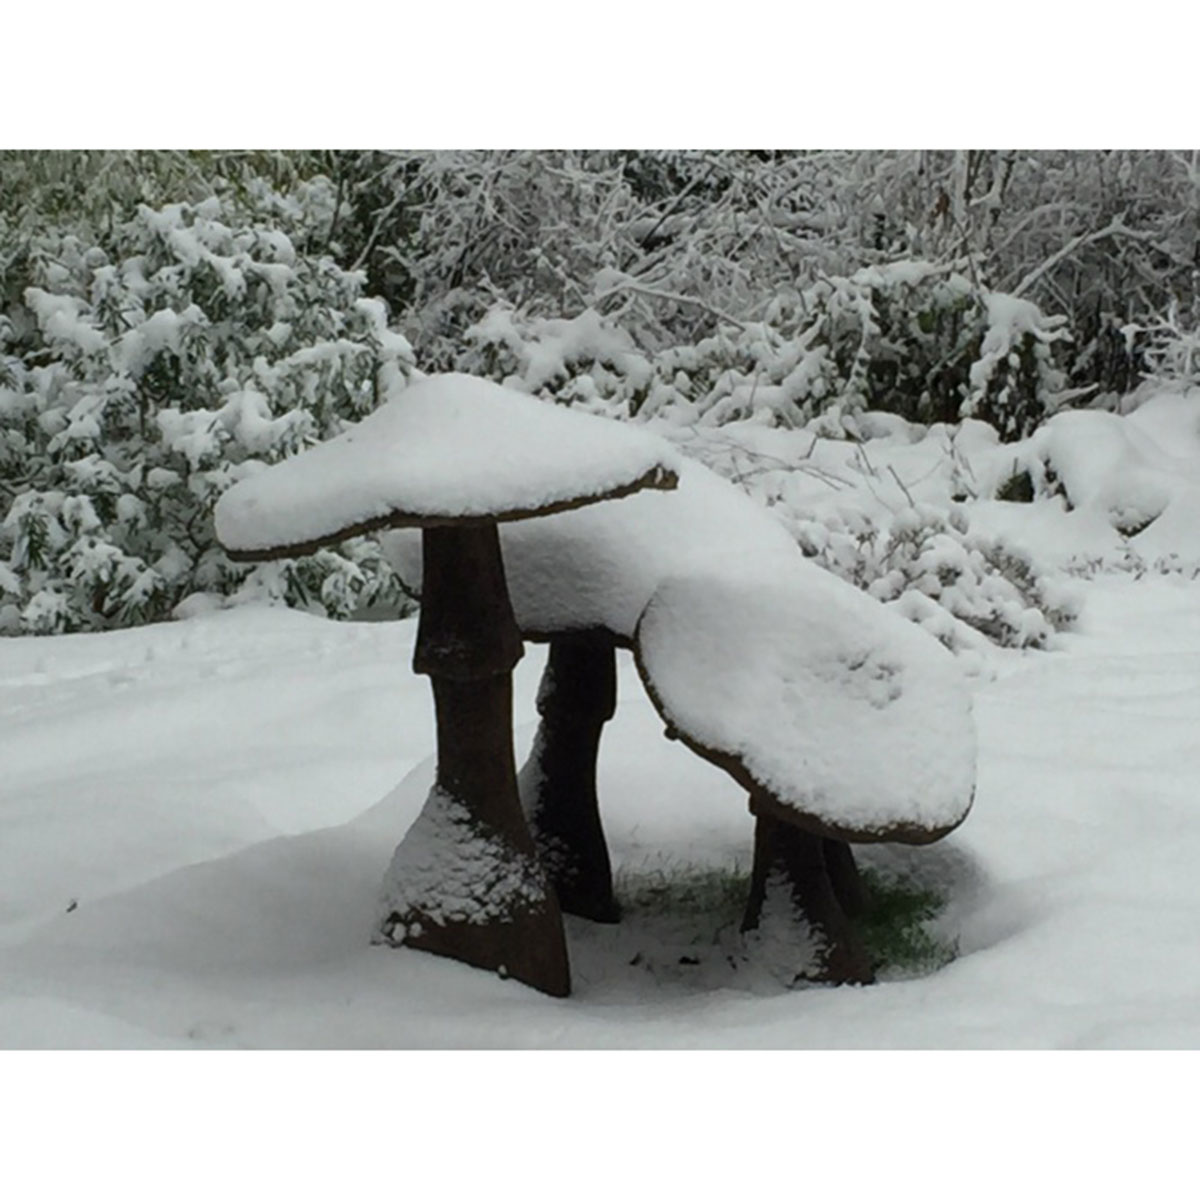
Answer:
[741, 805, 875, 986]
[823, 837, 870, 918]
[519, 631, 620, 924]
[379, 523, 571, 998]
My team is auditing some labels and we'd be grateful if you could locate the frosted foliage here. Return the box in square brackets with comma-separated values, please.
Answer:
[461, 266, 1066, 439]
[377, 786, 547, 931]
[671, 418, 1082, 655]
[0, 190, 416, 632]
[381, 457, 796, 639]
[636, 556, 975, 839]
[468, 307, 652, 399]
[215, 373, 680, 554]
[967, 294, 1070, 397]
[799, 505, 1077, 654]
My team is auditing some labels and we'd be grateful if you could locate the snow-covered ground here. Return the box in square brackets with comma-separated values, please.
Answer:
[4, 568, 1200, 1048]
[6, 386, 1200, 1048]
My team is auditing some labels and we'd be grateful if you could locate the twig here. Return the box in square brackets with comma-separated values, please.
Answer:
[350, 190, 407, 274]
[324, 156, 346, 257]
[853, 441, 879, 478]
[1012, 214, 1156, 299]
[628, 162, 716, 258]
[591, 278, 746, 331]
[887, 465, 916, 508]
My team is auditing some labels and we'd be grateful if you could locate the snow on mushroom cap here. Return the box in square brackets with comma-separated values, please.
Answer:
[634, 554, 976, 842]
[382, 457, 800, 641]
[214, 373, 680, 557]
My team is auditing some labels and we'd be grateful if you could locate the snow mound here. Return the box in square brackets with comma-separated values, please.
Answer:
[11, 580, 1200, 1046]
[958, 396, 1200, 573]
[1028, 410, 1172, 534]
[215, 373, 681, 555]
[635, 554, 976, 842]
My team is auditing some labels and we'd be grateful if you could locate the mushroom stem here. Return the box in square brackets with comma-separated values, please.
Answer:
[520, 631, 620, 924]
[412, 523, 524, 679]
[742, 806, 875, 986]
[382, 522, 570, 998]
[823, 837, 870, 918]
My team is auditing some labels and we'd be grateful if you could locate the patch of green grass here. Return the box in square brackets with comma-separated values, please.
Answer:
[859, 868, 958, 976]
[611, 859, 958, 979]
[615, 860, 749, 919]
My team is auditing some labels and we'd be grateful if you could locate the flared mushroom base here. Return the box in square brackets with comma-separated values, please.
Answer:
[378, 523, 571, 998]
[741, 806, 875, 986]
[377, 826, 569, 1000]
[520, 633, 620, 924]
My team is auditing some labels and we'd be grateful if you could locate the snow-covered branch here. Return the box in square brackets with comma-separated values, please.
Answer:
[591, 276, 747, 331]
[1011, 214, 1157, 299]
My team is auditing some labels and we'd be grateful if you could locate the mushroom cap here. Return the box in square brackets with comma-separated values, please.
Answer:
[214, 373, 680, 560]
[634, 554, 976, 844]
[382, 457, 799, 642]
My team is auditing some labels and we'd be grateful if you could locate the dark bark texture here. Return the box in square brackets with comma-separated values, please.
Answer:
[823, 837, 870, 918]
[520, 632, 620, 924]
[412, 523, 524, 679]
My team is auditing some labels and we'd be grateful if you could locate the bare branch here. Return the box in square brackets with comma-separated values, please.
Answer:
[591, 278, 747, 331]
[1012, 214, 1157, 299]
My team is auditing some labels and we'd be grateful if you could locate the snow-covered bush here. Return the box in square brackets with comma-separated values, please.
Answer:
[332, 149, 1199, 406]
[462, 264, 1072, 440]
[335, 151, 856, 360]
[5, 149, 1192, 641]
[461, 306, 656, 417]
[785, 504, 1078, 652]
[0, 192, 415, 634]
[1139, 306, 1200, 391]
[961, 294, 1075, 440]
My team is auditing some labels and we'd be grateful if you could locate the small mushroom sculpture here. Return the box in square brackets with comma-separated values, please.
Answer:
[214, 372, 678, 997]
[633, 555, 976, 983]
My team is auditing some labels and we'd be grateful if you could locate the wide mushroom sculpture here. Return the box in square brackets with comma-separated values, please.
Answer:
[383, 456, 799, 924]
[213, 372, 679, 997]
[385, 456, 976, 985]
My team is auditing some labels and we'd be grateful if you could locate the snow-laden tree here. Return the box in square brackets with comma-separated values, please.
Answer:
[0, 183, 413, 633]
[333, 149, 1200, 403]
[457, 270, 1074, 440]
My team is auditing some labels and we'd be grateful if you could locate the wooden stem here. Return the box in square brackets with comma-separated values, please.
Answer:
[379, 523, 570, 998]
[519, 632, 620, 923]
[823, 837, 870, 918]
[742, 807, 875, 986]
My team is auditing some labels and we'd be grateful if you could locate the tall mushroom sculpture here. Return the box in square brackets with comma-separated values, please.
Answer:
[214, 373, 678, 997]
[382, 458, 800, 923]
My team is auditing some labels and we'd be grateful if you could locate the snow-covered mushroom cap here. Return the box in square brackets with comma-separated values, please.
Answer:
[214, 373, 680, 559]
[634, 555, 976, 844]
[382, 457, 799, 642]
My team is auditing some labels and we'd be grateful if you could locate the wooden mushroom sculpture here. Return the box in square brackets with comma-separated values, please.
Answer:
[633, 554, 976, 984]
[214, 373, 678, 997]
[387, 457, 976, 986]
[382, 457, 797, 924]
